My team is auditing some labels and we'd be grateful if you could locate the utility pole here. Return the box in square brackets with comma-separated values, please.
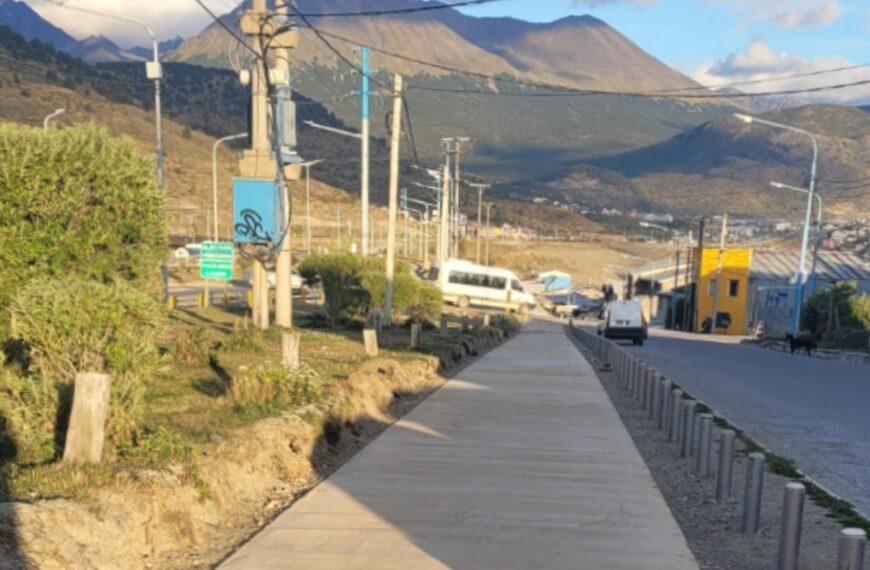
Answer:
[438, 166, 451, 283]
[273, 0, 299, 329]
[383, 74, 403, 326]
[336, 208, 342, 250]
[671, 240, 681, 330]
[681, 229, 694, 331]
[709, 214, 728, 334]
[485, 201, 493, 266]
[469, 182, 490, 264]
[691, 217, 706, 332]
[357, 46, 371, 255]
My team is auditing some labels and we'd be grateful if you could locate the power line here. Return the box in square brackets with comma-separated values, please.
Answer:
[293, 21, 870, 100]
[297, 0, 504, 18]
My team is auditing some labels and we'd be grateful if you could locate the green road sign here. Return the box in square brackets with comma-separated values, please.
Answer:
[200, 241, 234, 281]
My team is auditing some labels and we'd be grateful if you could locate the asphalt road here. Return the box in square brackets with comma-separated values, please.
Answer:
[611, 325, 869, 517]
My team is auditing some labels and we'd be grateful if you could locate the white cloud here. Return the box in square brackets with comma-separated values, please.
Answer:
[707, 0, 843, 29]
[26, 0, 235, 46]
[690, 39, 870, 104]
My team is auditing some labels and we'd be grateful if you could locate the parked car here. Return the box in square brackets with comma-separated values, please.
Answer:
[598, 300, 648, 345]
[429, 259, 535, 314]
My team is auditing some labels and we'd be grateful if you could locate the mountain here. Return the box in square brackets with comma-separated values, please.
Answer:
[171, 0, 734, 180]
[0, 0, 143, 63]
[128, 36, 184, 60]
[71, 34, 144, 64]
[0, 0, 78, 53]
[525, 104, 870, 217]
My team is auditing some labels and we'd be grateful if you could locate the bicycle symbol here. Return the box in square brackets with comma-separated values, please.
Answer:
[234, 209, 273, 242]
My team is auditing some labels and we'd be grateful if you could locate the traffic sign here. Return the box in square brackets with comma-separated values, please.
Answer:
[200, 241, 234, 281]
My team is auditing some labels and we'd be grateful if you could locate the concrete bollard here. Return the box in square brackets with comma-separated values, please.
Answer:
[657, 378, 672, 431]
[777, 482, 805, 570]
[742, 452, 766, 534]
[363, 329, 379, 357]
[646, 371, 658, 419]
[483, 314, 491, 328]
[633, 361, 642, 400]
[440, 315, 448, 338]
[716, 429, 736, 503]
[639, 365, 649, 409]
[650, 372, 664, 422]
[837, 528, 866, 570]
[282, 332, 300, 370]
[696, 414, 714, 476]
[680, 400, 697, 457]
[669, 389, 683, 442]
[410, 322, 422, 349]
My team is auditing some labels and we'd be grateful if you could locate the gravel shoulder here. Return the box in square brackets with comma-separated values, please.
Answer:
[568, 328, 869, 570]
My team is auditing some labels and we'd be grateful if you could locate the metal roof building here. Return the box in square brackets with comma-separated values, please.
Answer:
[750, 250, 870, 283]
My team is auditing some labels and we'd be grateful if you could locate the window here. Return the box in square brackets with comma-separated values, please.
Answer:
[490, 277, 507, 290]
[511, 279, 524, 292]
[708, 278, 717, 297]
[729, 279, 740, 297]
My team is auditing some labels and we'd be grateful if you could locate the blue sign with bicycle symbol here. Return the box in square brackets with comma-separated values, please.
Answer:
[233, 178, 282, 244]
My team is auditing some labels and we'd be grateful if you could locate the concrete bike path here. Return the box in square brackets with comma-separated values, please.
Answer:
[221, 319, 697, 569]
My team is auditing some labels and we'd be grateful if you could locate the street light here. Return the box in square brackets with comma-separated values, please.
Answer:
[302, 120, 369, 254]
[770, 181, 824, 296]
[300, 159, 324, 255]
[43, 108, 65, 130]
[212, 132, 248, 241]
[734, 113, 818, 334]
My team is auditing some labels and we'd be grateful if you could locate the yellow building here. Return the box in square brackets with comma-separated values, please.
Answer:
[694, 248, 751, 335]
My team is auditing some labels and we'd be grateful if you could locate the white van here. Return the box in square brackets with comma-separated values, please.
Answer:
[430, 259, 535, 314]
[598, 300, 648, 345]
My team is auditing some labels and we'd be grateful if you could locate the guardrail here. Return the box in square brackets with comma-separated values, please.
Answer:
[569, 321, 867, 570]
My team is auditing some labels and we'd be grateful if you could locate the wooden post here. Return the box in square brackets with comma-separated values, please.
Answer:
[282, 332, 300, 370]
[410, 322, 421, 349]
[483, 313, 491, 327]
[439, 316, 448, 338]
[363, 329, 379, 357]
[63, 372, 112, 464]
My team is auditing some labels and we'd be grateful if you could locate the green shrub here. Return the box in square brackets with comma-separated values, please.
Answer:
[300, 253, 369, 326]
[300, 253, 442, 325]
[230, 363, 323, 411]
[221, 329, 266, 353]
[0, 366, 63, 464]
[802, 283, 870, 347]
[9, 278, 165, 448]
[0, 123, 167, 339]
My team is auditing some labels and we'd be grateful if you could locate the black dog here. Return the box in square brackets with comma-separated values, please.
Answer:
[785, 334, 816, 357]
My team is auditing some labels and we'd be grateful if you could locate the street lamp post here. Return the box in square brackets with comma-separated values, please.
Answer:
[212, 132, 248, 241]
[734, 114, 818, 334]
[771, 181, 824, 295]
[43, 108, 65, 130]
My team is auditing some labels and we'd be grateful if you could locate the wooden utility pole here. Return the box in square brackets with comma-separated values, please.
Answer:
[709, 214, 728, 333]
[383, 74, 403, 326]
[469, 182, 490, 264]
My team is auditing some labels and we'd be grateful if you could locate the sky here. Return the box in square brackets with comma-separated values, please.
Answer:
[26, 0, 870, 104]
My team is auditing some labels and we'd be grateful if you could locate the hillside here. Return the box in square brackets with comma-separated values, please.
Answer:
[170, 0, 735, 179]
[0, 26, 601, 239]
[521, 105, 870, 217]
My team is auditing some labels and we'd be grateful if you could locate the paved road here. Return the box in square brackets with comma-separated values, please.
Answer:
[221, 319, 696, 569]
[623, 326, 870, 517]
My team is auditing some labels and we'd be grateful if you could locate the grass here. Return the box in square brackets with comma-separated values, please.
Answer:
[2, 300, 511, 503]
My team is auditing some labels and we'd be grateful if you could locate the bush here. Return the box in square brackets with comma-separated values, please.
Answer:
[171, 326, 210, 365]
[802, 282, 870, 347]
[0, 366, 63, 464]
[8, 278, 165, 448]
[299, 253, 369, 326]
[0, 123, 167, 339]
[229, 363, 323, 410]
